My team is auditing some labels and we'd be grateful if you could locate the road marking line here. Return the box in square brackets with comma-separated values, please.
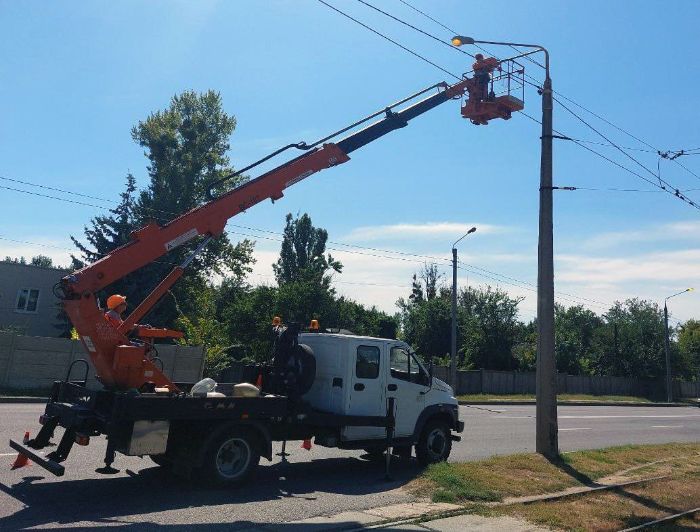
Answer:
[559, 428, 592, 432]
[491, 416, 532, 419]
[651, 425, 683, 428]
[0, 451, 44, 457]
[559, 415, 700, 419]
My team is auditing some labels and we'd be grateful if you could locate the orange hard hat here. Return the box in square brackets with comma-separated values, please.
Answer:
[106, 294, 127, 310]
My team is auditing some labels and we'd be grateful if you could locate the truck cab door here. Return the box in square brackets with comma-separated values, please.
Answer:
[343, 342, 386, 441]
[387, 344, 431, 438]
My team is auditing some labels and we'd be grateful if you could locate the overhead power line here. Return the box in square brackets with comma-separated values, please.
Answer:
[388, 0, 700, 188]
[519, 111, 700, 211]
[316, 0, 460, 79]
[333, 0, 699, 201]
[356, 0, 475, 58]
[0, 190, 685, 322]
[0, 184, 108, 210]
[395, 0, 546, 70]
[0, 173, 623, 312]
[0, 175, 113, 203]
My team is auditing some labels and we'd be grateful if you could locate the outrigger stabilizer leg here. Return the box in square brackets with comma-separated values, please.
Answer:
[96, 439, 119, 474]
[277, 440, 290, 463]
[384, 397, 396, 481]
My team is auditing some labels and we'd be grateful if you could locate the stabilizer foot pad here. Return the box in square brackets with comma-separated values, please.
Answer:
[95, 466, 120, 475]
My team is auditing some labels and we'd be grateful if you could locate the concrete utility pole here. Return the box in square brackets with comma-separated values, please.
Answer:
[451, 227, 477, 391]
[450, 35, 558, 457]
[664, 288, 694, 402]
[536, 69, 558, 458]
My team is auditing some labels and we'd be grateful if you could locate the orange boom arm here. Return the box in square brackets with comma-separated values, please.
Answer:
[60, 68, 520, 391]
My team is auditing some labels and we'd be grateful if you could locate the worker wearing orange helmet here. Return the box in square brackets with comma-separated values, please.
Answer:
[472, 53, 501, 101]
[105, 294, 127, 328]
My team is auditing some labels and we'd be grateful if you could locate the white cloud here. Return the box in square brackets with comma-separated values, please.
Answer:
[342, 222, 509, 242]
[0, 238, 74, 268]
[582, 220, 700, 250]
[557, 249, 700, 284]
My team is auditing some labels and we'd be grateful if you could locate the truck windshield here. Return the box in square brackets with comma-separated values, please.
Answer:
[390, 346, 430, 386]
[408, 349, 426, 367]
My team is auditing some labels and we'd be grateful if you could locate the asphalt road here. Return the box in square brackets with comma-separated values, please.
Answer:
[0, 403, 698, 530]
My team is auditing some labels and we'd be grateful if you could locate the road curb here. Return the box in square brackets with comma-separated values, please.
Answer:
[458, 400, 694, 407]
[0, 397, 48, 403]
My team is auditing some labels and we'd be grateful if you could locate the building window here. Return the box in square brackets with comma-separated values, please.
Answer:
[356, 345, 380, 379]
[16, 288, 40, 313]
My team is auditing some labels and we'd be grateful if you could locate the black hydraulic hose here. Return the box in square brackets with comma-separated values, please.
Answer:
[205, 82, 447, 200]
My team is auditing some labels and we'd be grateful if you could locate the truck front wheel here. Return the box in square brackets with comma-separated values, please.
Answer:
[415, 419, 452, 466]
[197, 428, 261, 486]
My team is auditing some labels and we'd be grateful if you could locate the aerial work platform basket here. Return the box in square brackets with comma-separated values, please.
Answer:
[461, 58, 525, 125]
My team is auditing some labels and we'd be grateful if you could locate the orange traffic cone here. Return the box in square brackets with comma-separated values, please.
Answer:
[301, 438, 312, 451]
[11, 432, 31, 469]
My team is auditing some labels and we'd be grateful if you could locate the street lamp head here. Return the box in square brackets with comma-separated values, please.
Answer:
[468, 227, 477, 234]
[666, 287, 695, 302]
[451, 35, 475, 46]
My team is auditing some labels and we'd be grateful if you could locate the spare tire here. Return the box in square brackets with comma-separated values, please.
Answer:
[294, 343, 316, 396]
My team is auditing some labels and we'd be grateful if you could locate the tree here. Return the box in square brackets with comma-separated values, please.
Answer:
[72, 91, 255, 328]
[174, 284, 230, 377]
[459, 286, 524, 370]
[273, 212, 342, 287]
[554, 304, 604, 375]
[398, 282, 525, 369]
[71, 173, 138, 268]
[420, 263, 443, 301]
[30, 255, 54, 268]
[3, 255, 57, 267]
[601, 299, 666, 379]
[677, 319, 700, 379]
[3, 256, 27, 264]
[399, 264, 442, 307]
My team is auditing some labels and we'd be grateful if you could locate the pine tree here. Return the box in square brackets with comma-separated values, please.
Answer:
[71, 173, 137, 267]
[71, 91, 255, 328]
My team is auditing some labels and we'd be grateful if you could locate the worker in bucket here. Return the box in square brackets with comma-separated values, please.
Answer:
[105, 294, 128, 328]
[472, 54, 500, 101]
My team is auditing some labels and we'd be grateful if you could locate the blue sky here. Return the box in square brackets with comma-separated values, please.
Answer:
[1, 0, 699, 322]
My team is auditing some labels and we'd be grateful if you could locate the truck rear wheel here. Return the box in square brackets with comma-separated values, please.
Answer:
[197, 428, 261, 486]
[415, 419, 452, 466]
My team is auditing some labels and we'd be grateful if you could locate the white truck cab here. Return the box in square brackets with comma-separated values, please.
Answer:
[299, 332, 463, 464]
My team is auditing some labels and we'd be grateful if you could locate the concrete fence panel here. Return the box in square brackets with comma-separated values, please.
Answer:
[0, 333, 205, 391]
[430, 365, 688, 398]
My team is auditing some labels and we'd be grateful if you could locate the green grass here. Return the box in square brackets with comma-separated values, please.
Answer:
[410, 442, 700, 505]
[457, 393, 653, 403]
[423, 462, 500, 503]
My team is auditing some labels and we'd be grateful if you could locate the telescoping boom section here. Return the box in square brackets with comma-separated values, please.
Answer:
[60, 60, 523, 391]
